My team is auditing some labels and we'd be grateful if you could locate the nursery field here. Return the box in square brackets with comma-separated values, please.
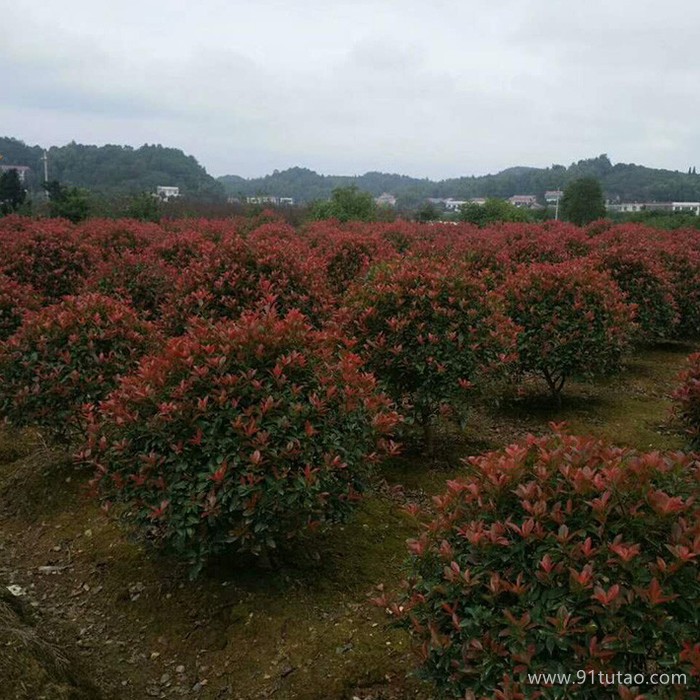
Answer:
[0, 214, 698, 699]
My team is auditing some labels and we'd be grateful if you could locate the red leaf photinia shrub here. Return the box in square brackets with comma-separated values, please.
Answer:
[161, 233, 331, 335]
[78, 218, 165, 257]
[382, 429, 700, 699]
[499, 260, 636, 400]
[84, 309, 399, 574]
[343, 258, 517, 449]
[672, 352, 700, 448]
[302, 222, 397, 296]
[0, 220, 98, 300]
[0, 274, 41, 341]
[0, 293, 160, 439]
[82, 249, 178, 320]
[594, 246, 679, 341]
[660, 245, 700, 339]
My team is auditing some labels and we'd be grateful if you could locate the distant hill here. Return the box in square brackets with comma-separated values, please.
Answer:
[219, 155, 700, 207]
[3, 139, 699, 209]
[0, 137, 224, 200]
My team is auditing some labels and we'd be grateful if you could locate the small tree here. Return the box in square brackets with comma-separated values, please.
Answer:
[414, 201, 440, 222]
[561, 177, 606, 225]
[459, 198, 530, 226]
[500, 261, 636, 402]
[125, 192, 162, 222]
[85, 309, 398, 574]
[44, 180, 92, 223]
[0, 293, 160, 441]
[311, 185, 377, 222]
[344, 258, 517, 451]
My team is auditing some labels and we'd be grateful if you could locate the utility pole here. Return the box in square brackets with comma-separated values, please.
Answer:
[555, 188, 561, 221]
[41, 150, 49, 183]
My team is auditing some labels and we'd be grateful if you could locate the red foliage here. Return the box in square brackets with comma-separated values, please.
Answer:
[672, 352, 700, 447]
[82, 249, 177, 320]
[343, 256, 517, 445]
[0, 274, 41, 340]
[384, 429, 700, 698]
[0, 293, 160, 439]
[498, 260, 636, 398]
[84, 309, 399, 573]
[161, 231, 331, 334]
[0, 219, 98, 300]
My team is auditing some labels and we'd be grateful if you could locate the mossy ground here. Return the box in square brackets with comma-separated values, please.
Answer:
[0, 342, 694, 699]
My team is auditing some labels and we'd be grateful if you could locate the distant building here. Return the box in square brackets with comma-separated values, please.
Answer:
[156, 185, 180, 201]
[610, 202, 645, 213]
[444, 198, 468, 211]
[673, 201, 700, 215]
[246, 195, 295, 206]
[468, 197, 487, 205]
[644, 202, 674, 212]
[604, 201, 699, 214]
[508, 195, 538, 208]
[544, 190, 563, 204]
[0, 165, 31, 183]
[374, 192, 397, 207]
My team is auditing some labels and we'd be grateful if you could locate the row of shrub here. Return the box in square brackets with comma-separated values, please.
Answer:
[0, 214, 698, 336]
[0, 219, 698, 542]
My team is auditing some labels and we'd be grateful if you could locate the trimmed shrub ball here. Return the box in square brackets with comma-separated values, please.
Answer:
[380, 429, 700, 699]
[84, 309, 399, 575]
[0, 293, 160, 440]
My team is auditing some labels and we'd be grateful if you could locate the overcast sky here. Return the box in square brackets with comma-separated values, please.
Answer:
[3, 0, 700, 179]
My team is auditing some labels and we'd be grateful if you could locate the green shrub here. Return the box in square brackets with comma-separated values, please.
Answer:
[84, 309, 398, 574]
[0, 294, 159, 440]
[500, 260, 636, 400]
[381, 429, 700, 698]
[344, 258, 517, 450]
[672, 352, 700, 447]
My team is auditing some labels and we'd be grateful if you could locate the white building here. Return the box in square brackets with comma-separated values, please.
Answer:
[444, 198, 468, 211]
[544, 190, 563, 204]
[0, 165, 31, 183]
[673, 202, 700, 215]
[508, 195, 538, 208]
[608, 202, 645, 213]
[156, 186, 180, 201]
[605, 201, 694, 214]
[375, 192, 397, 207]
[246, 195, 295, 206]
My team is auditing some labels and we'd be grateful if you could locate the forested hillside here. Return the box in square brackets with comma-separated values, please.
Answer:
[0, 137, 223, 199]
[4, 138, 700, 207]
[220, 155, 700, 206]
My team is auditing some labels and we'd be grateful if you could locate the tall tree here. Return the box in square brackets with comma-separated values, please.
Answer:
[0, 169, 27, 215]
[560, 177, 606, 225]
[44, 180, 92, 223]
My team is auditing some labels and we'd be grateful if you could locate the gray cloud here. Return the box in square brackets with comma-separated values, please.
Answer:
[2, 0, 699, 177]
